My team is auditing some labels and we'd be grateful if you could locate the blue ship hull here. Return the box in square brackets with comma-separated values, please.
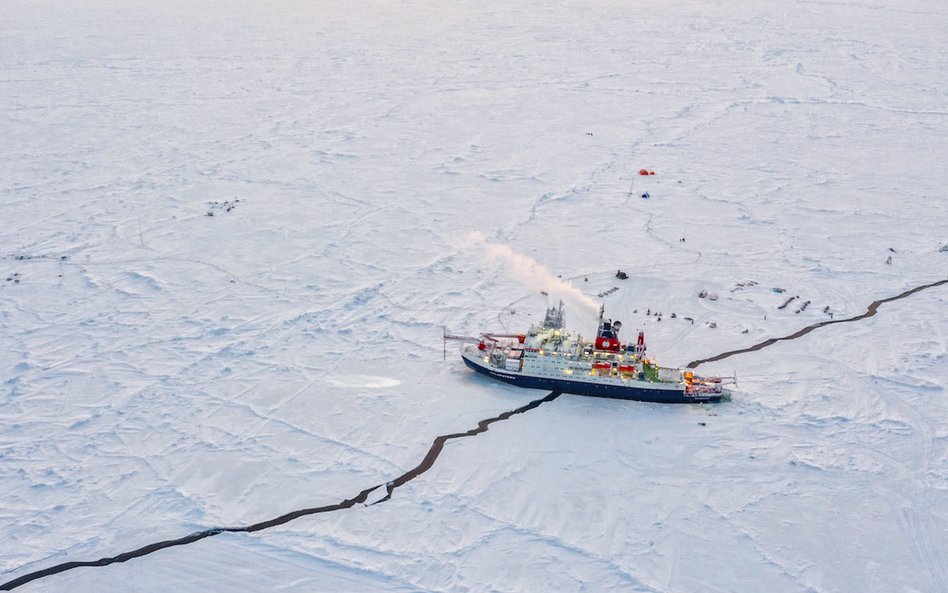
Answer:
[462, 355, 723, 404]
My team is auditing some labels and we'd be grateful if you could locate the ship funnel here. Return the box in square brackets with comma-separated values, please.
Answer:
[612, 320, 622, 334]
[595, 313, 622, 352]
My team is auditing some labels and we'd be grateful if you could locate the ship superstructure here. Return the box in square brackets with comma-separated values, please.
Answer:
[446, 302, 729, 404]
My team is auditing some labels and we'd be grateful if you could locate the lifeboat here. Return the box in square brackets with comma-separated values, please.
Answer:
[592, 362, 612, 375]
[451, 301, 730, 404]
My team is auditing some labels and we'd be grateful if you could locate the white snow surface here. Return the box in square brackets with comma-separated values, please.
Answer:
[2, 1, 947, 591]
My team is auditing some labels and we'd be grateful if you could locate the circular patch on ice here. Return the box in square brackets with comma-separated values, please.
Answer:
[326, 375, 401, 389]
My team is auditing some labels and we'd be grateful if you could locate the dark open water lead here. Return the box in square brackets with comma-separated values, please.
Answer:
[4, 277, 945, 591]
[0, 392, 562, 590]
[686, 277, 947, 369]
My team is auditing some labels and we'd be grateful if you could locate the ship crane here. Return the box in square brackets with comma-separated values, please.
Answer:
[443, 329, 525, 359]
[447, 302, 730, 404]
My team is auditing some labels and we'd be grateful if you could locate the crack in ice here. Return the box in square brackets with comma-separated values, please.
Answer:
[686, 277, 948, 369]
[0, 392, 561, 591]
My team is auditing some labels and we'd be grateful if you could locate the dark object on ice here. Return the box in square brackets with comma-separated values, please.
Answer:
[616, 270, 628, 280]
[641, 192, 650, 199]
[206, 211, 214, 217]
[709, 322, 717, 328]
[586, 132, 593, 136]
[778, 295, 798, 310]
[772, 287, 786, 293]
[699, 422, 706, 426]
[742, 329, 749, 334]
[885, 255, 892, 264]
[732, 281, 757, 292]
[795, 300, 811, 314]
[684, 317, 694, 324]
[584, 277, 588, 282]
[671, 312, 677, 318]
[888, 247, 896, 253]
[698, 290, 708, 299]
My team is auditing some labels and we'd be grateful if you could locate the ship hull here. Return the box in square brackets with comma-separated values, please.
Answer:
[462, 354, 723, 404]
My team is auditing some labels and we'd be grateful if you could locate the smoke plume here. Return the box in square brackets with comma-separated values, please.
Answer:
[460, 231, 600, 318]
